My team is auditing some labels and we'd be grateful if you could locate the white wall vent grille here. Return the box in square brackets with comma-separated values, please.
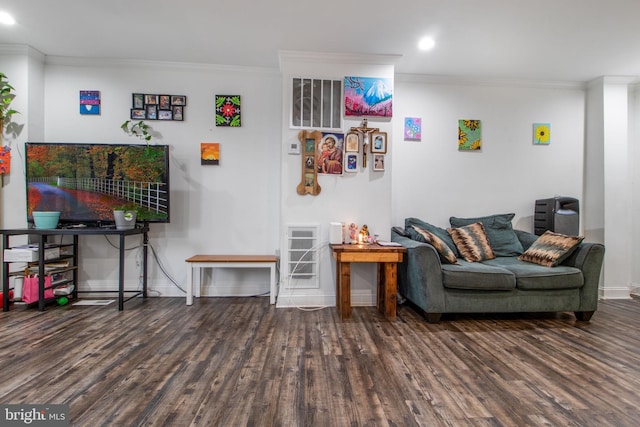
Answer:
[290, 77, 342, 130]
[285, 224, 320, 289]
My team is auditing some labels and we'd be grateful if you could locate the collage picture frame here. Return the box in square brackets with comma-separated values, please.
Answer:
[130, 93, 186, 121]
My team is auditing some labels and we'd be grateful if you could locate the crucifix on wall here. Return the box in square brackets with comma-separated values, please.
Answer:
[351, 118, 378, 167]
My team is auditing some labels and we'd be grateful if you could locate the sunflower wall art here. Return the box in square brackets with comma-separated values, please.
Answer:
[215, 95, 241, 127]
[458, 119, 482, 151]
[533, 123, 551, 145]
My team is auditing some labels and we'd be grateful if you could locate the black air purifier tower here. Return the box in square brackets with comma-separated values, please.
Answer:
[534, 197, 579, 236]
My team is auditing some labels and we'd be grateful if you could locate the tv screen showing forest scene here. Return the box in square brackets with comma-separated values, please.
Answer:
[25, 142, 170, 225]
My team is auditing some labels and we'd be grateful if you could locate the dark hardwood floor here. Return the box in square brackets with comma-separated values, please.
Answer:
[1, 296, 640, 426]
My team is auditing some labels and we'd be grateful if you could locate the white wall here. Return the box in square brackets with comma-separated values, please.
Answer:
[2, 50, 282, 298]
[631, 84, 640, 295]
[2, 45, 631, 305]
[277, 52, 395, 307]
[392, 75, 586, 233]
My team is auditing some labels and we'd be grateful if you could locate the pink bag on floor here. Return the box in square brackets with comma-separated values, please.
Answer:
[22, 275, 54, 304]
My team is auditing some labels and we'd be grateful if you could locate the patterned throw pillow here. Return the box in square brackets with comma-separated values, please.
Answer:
[447, 222, 496, 262]
[518, 231, 584, 267]
[412, 225, 459, 264]
[449, 213, 524, 256]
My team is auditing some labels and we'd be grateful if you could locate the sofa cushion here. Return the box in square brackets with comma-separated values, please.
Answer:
[405, 217, 459, 257]
[518, 231, 584, 267]
[482, 257, 584, 290]
[447, 222, 496, 262]
[442, 260, 515, 290]
[411, 225, 459, 265]
[450, 213, 524, 256]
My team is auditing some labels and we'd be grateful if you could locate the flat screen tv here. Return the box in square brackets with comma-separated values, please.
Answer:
[25, 142, 170, 226]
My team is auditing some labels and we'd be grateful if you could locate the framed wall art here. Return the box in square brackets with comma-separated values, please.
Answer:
[201, 143, 220, 165]
[404, 117, 421, 141]
[345, 153, 358, 173]
[345, 131, 359, 152]
[215, 95, 241, 127]
[296, 130, 322, 196]
[371, 131, 387, 154]
[458, 119, 482, 151]
[130, 93, 187, 121]
[79, 90, 101, 115]
[373, 154, 385, 171]
[344, 76, 393, 118]
[533, 123, 550, 145]
[159, 95, 171, 110]
[132, 93, 144, 109]
[317, 133, 344, 175]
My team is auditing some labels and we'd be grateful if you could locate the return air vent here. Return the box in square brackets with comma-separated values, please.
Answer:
[285, 224, 320, 289]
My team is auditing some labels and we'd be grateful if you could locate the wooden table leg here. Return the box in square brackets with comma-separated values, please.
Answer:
[384, 262, 397, 320]
[377, 262, 384, 314]
[340, 261, 352, 319]
[186, 263, 193, 305]
[336, 260, 341, 313]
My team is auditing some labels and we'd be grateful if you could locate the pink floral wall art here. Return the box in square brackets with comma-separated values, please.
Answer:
[344, 76, 393, 118]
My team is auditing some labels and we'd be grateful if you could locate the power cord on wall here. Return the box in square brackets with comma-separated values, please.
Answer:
[280, 240, 332, 312]
[104, 235, 274, 299]
[102, 234, 185, 295]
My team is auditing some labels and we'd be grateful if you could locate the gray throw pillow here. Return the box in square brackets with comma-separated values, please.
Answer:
[449, 213, 524, 256]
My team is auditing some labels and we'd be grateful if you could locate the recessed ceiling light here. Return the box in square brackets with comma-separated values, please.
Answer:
[418, 36, 435, 51]
[0, 11, 16, 25]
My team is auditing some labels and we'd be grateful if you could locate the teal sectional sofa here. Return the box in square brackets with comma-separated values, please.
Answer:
[391, 214, 605, 323]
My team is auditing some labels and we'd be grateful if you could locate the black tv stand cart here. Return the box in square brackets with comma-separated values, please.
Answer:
[1, 224, 149, 311]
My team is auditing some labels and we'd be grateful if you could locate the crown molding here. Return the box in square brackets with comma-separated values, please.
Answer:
[396, 72, 587, 90]
[0, 44, 45, 61]
[279, 50, 402, 68]
[43, 55, 279, 75]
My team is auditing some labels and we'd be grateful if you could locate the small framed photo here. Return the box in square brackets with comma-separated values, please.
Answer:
[373, 154, 385, 171]
[159, 95, 171, 110]
[304, 155, 315, 170]
[171, 95, 187, 106]
[345, 153, 358, 172]
[158, 110, 173, 120]
[132, 93, 145, 109]
[130, 108, 146, 119]
[145, 94, 158, 105]
[172, 105, 184, 121]
[146, 104, 158, 120]
[371, 131, 387, 154]
[345, 131, 360, 152]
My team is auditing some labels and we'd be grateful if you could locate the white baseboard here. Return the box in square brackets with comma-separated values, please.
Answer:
[276, 293, 335, 308]
[600, 286, 632, 299]
[275, 288, 376, 308]
[78, 280, 270, 299]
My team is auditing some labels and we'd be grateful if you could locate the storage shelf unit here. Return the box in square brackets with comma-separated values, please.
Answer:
[3, 236, 79, 310]
[1, 225, 149, 311]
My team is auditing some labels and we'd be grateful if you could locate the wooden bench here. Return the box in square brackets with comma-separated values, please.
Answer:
[185, 255, 279, 305]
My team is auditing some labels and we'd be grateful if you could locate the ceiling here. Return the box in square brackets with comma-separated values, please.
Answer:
[1, 0, 640, 83]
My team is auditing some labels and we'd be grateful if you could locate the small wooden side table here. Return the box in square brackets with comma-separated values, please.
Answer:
[330, 243, 406, 321]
